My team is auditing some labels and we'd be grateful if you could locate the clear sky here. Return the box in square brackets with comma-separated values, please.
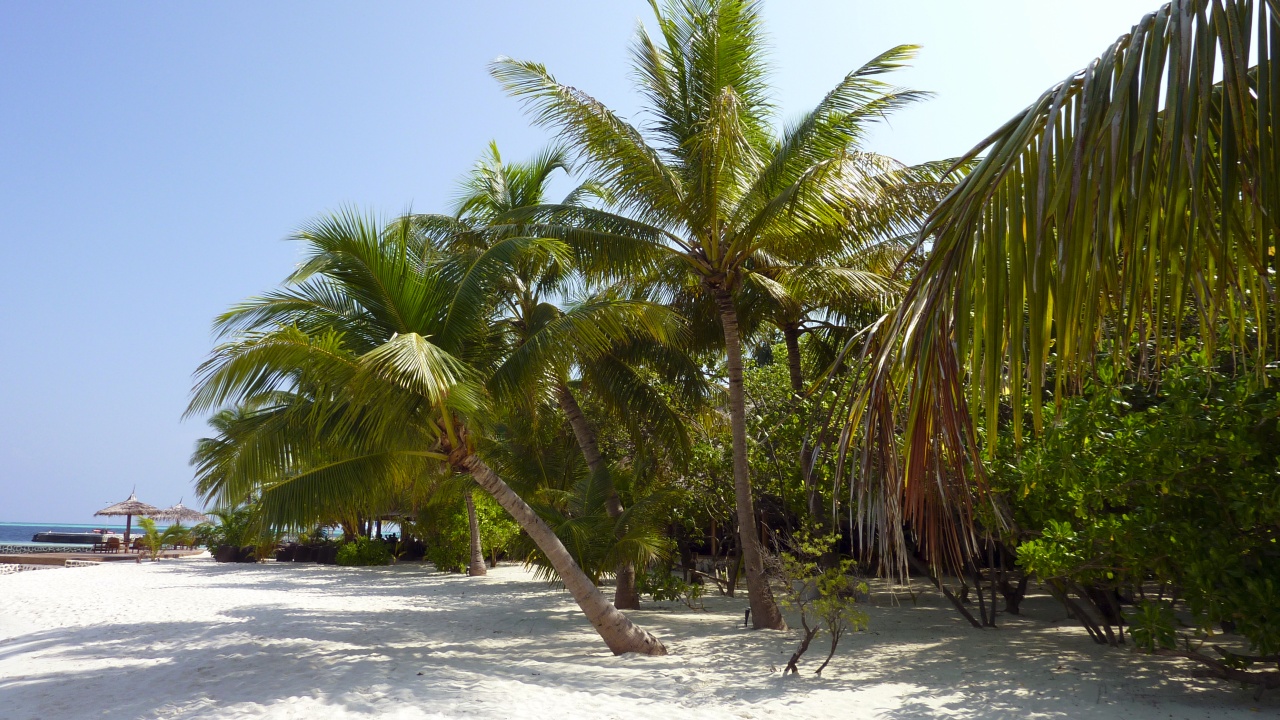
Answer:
[0, 0, 1161, 523]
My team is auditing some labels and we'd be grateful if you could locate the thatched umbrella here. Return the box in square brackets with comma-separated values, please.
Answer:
[94, 492, 161, 543]
[153, 500, 209, 526]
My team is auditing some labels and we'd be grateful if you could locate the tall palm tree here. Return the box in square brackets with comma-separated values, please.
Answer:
[414, 142, 702, 608]
[839, 0, 1280, 577]
[490, 0, 929, 628]
[189, 212, 667, 655]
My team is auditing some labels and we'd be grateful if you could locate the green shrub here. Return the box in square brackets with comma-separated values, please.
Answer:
[997, 358, 1280, 656]
[413, 493, 519, 573]
[774, 532, 869, 674]
[423, 531, 469, 573]
[1128, 600, 1178, 652]
[336, 537, 392, 566]
[415, 500, 471, 573]
[637, 567, 704, 608]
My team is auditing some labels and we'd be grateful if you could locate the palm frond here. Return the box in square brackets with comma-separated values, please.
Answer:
[840, 0, 1280, 578]
[490, 56, 687, 227]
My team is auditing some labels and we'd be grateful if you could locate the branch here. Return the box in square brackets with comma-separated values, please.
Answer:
[1154, 648, 1280, 692]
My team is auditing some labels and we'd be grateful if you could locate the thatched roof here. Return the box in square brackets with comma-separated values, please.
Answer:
[153, 501, 208, 524]
[94, 492, 161, 517]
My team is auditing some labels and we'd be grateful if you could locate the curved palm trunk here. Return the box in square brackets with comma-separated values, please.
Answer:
[713, 288, 786, 630]
[555, 383, 640, 610]
[455, 452, 667, 655]
[464, 491, 487, 576]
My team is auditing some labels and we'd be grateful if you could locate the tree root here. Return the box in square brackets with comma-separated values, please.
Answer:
[1154, 648, 1280, 698]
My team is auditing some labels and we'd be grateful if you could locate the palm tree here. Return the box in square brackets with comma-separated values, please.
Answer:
[193, 392, 422, 542]
[838, 0, 1280, 577]
[749, 156, 966, 394]
[413, 141, 701, 608]
[750, 243, 909, 398]
[490, 0, 929, 628]
[463, 491, 487, 576]
[189, 212, 667, 655]
[487, 416, 680, 589]
[136, 517, 189, 561]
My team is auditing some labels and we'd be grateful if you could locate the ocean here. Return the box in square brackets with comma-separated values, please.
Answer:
[0, 521, 175, 547]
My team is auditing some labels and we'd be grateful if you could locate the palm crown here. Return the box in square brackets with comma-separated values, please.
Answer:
[489, 0, 937, 629]
[189, 210, 668, 655]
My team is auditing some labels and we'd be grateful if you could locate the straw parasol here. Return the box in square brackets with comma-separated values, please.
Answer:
[94, 491, 161, 543]
[153, 500, 209, 526]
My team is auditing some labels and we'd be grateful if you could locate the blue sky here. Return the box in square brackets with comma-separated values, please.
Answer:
[0, 0, 1160, 523]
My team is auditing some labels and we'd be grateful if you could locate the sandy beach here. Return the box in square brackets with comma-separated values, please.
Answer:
[0, 558, 1274, 720]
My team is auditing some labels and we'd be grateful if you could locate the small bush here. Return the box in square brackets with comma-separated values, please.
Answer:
[336, 537, 392, 566]
[423, 537, 468, 573]
[417, 502, 470, 572]
[410, 493, 519, 573]
[638, 568, 704, 609]
[773, 531, 869, 675]
[1128, 600, 1178, 652]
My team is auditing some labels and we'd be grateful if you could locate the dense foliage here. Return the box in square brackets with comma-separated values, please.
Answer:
[137, 517, 190, 561]
[999, 357, 1280, 656]
[180, 0, 1280, 687]
[336, 537, 393, 567]
[413, 493, 519, 573]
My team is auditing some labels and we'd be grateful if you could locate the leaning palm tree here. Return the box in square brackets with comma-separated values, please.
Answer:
[414, 141, 701, 607]
[485, 405, 679, 589]
[190, 212, 667, 655]
[490, 0, 930, 628]
[839, 0, 1280, 577]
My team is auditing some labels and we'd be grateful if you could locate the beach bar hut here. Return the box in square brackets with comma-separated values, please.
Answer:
[94, 492, 161, 543]
[153, 501, 209, 525]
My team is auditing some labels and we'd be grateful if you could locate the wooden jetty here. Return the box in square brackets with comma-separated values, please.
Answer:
[0, 549, 205, 566]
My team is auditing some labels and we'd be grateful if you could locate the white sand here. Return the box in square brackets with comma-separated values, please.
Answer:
[0, 558, 1274, 719]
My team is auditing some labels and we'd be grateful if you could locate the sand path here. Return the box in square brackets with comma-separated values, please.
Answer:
[0, 558, 1273, 719]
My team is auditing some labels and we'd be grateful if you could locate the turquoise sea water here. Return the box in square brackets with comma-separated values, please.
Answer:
[0, 522, 175, 546]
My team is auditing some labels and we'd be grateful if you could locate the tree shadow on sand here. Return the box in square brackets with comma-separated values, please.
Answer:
[1, 563, 1276, 719]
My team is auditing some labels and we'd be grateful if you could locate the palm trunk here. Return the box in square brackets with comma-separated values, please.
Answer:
[456, 452, 666, 655]
[713, 287, 786, 630]
[556, 383, 639, 610]
[464, 491, 487, 577]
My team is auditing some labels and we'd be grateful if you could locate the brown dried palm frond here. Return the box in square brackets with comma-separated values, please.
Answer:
[838, 0, 1280, 579]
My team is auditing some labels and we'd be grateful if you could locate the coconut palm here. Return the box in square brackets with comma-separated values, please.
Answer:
[485, 407, 680, 588]
[749, 157, 968, 394]
[838, 0, 1280, 577]
[192, 393, 411, 540]
[490, 0, 930, 628]
[413, 141, 703, 607]
[189, 212, 667, 655]
[462, 492, 486, 576]
[136, 517, 188, 561]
